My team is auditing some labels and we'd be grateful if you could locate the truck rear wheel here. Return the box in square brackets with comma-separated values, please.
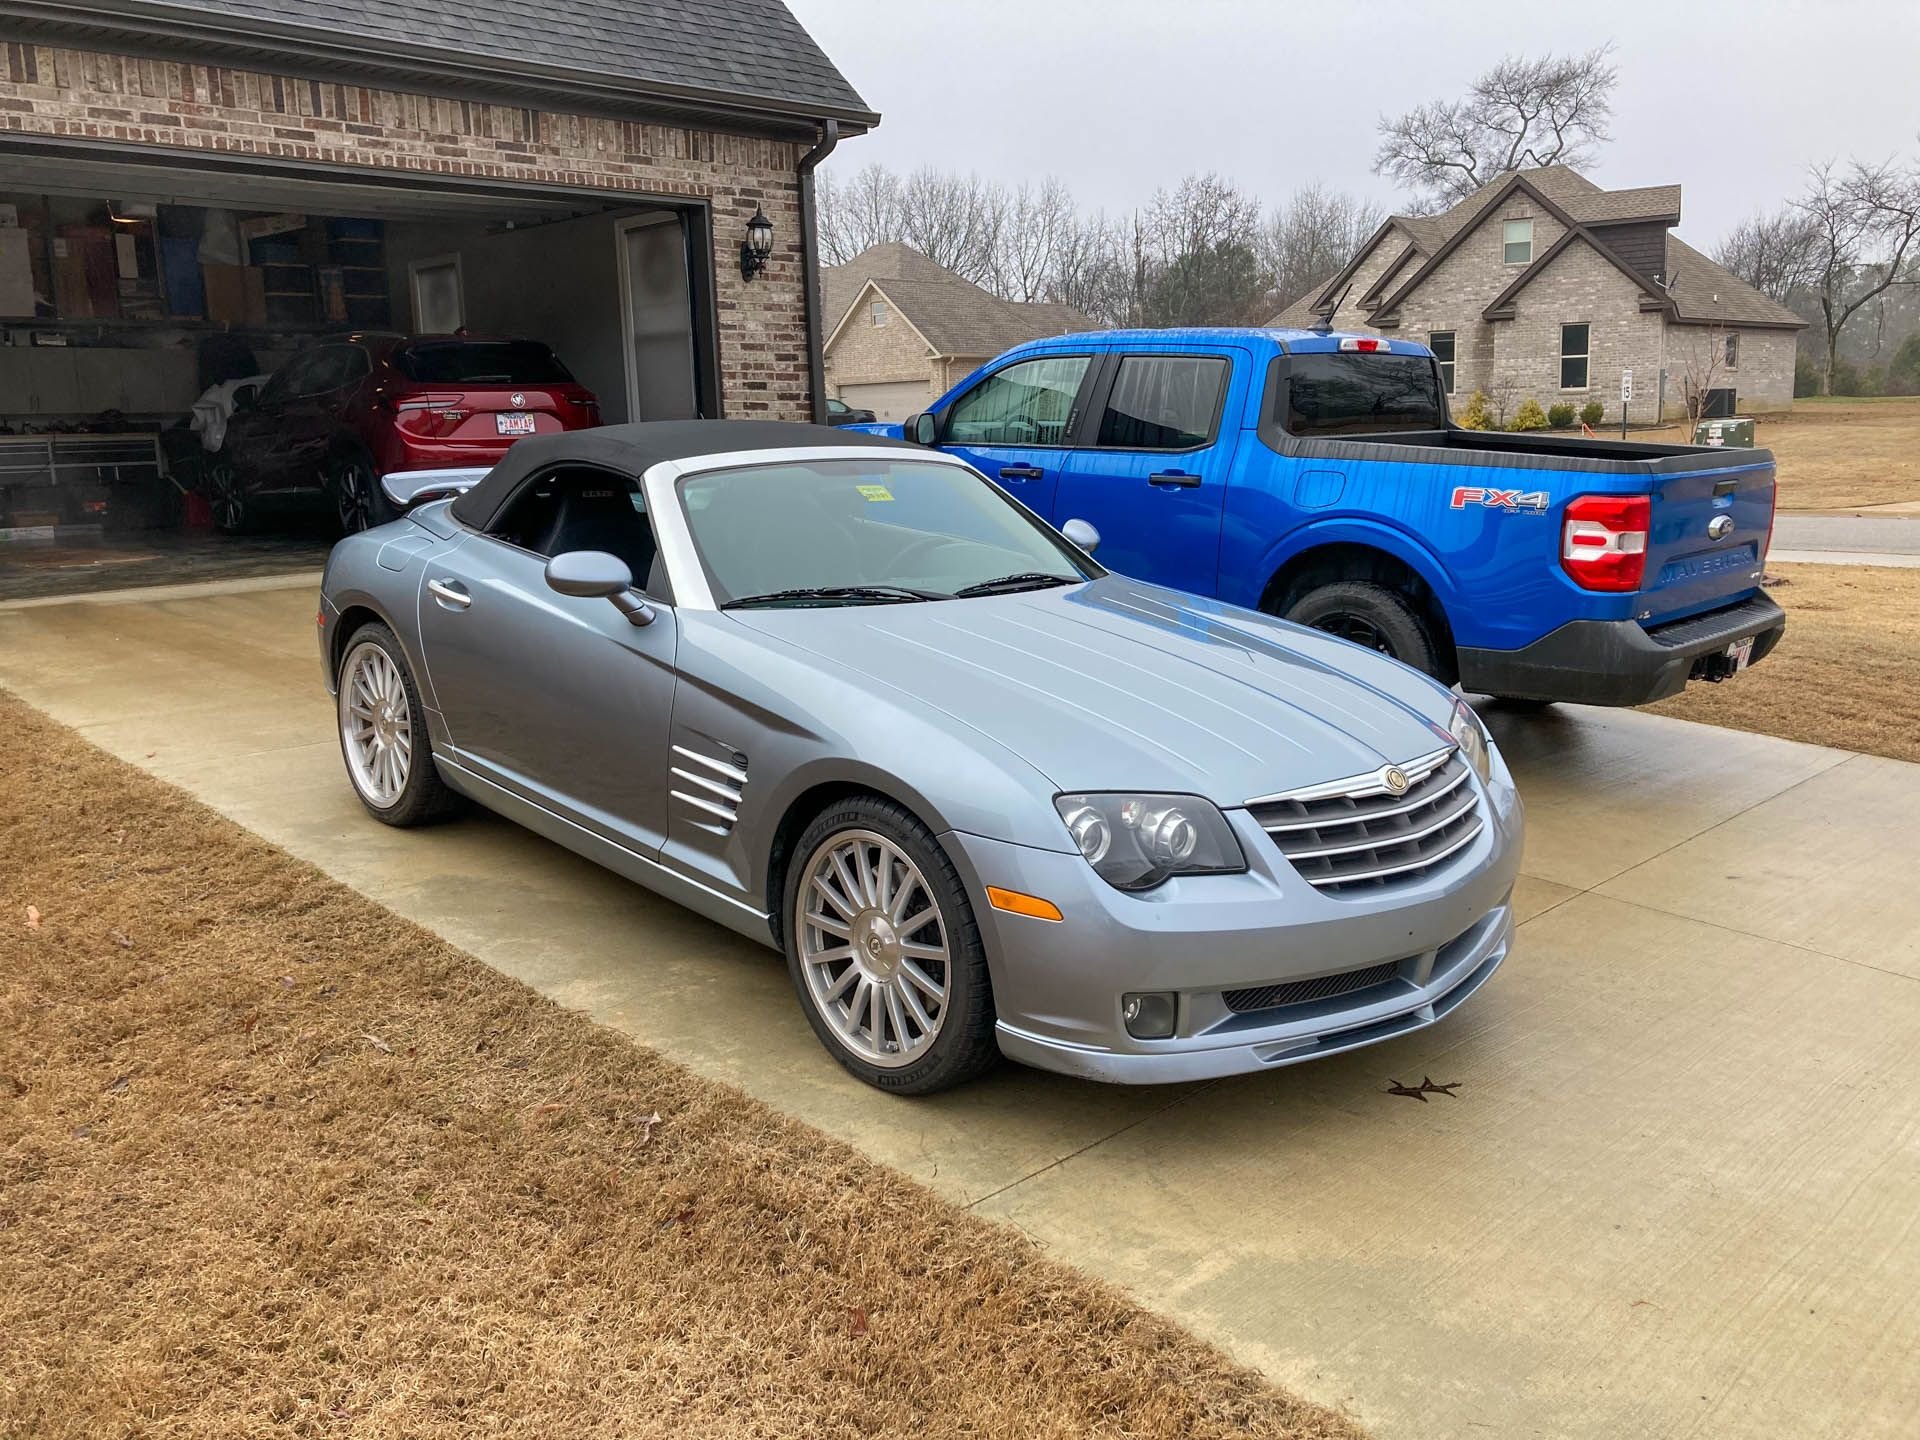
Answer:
[1281, 580, 1440, 677]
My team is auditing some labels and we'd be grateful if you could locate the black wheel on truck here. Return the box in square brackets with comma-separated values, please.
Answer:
[1281, 580, 1441, 677]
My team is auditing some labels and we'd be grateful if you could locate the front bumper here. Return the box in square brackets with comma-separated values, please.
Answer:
[943, 762, 1524, 1084]
[1458, 592, 1786, 706]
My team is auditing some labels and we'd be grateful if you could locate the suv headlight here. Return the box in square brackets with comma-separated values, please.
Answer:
[1450, 698, 1493, 783]
[1054, 793, 1246, 891]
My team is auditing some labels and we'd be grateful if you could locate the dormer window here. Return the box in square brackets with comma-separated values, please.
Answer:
[1503, 219, 1534, 265]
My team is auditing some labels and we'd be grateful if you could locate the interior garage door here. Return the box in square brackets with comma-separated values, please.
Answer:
[839, 381, 931, 423]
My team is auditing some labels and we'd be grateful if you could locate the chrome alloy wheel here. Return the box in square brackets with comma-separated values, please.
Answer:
[796, 828, 950, 1068]
[339, 640, 413, 807]
[334, 456, 377, 534]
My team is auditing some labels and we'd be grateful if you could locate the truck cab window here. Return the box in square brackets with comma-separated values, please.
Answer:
[1282, 354, 1445, 437]
[1094, 356, 1228, 450]
[944, 355, 1090, 446]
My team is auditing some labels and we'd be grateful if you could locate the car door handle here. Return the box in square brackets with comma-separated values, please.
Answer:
[999, 465, 1044, 481]
[427, 578, 471, 610]
[1148, 470, 1202, 488]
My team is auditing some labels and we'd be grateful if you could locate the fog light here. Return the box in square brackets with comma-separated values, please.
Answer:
[1122, 991, 1177, 1039]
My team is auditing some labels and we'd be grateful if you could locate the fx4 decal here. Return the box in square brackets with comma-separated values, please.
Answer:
[1450, 486, 1550, 514]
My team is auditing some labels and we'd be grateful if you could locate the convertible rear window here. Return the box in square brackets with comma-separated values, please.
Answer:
[1282, 354, 1445, 437]
[393, 341, 574, 385]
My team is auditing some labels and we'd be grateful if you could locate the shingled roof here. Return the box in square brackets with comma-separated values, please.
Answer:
[11, 0, 877, 131]
[1272, 166, 1801, 331]
[824, 244, 1095, 357]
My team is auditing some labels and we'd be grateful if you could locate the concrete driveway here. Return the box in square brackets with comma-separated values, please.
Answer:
[5, 575, 1918, 1440]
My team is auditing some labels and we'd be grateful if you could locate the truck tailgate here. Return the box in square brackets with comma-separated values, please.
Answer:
[1638, 455, 1774, 623]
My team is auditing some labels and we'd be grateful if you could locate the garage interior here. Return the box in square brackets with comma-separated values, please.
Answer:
[0, 141, 717, 601]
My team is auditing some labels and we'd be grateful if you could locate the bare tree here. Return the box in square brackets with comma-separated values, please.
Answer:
[1374, 46, 1618, 208]
[1795, 155, 1920, 394]
[815, 163, 902, 265]
[990, 178, 1078, 302]
[1713, 207, 1824, 303]
[1666, 319, 1734, 428]
[1259, 184, 1385, 311]
[892, 168, 1008, 283]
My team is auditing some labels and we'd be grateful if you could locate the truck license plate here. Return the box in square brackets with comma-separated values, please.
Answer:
[1726, 635, 1755, 672]
[495, 412, 536, 436]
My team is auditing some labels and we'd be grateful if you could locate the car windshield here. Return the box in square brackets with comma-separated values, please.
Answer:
[678, 457, 1096, 607]
[393, 341, 573, 385]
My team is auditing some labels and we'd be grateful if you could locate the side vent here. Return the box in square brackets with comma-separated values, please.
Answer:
[669, 743, 747, 833]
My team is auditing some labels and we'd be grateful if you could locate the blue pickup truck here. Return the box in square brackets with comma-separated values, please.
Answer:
[873, 326, 1784, 706]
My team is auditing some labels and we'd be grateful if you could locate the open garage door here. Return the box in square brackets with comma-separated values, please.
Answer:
[838, 380, 931, 423]
[0, 138, 719, 600]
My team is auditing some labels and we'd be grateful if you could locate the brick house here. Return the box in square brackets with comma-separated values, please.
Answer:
[1271, 166, 1806, 423]
[0, 0, 874, 452]
[822, 243, 1092, 420]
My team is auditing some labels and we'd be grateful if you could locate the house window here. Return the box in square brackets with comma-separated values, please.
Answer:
[1502, 218, 1533, 265]
[1725, 334, 1739, 369]
[1560, 323, 1590, 390]
[870, 299, 888, 327]
[1429, 331, 1456, 394]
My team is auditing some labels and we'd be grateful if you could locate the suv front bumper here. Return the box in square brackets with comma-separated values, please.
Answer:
[1458, 591, 1786, 707]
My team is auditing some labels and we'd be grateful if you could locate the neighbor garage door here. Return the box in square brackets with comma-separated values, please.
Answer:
[838, 381, 932, 423]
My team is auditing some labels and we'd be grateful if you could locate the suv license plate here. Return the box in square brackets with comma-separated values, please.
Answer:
[495, 412, 536, 436]
[1726, 635, 1755, 672]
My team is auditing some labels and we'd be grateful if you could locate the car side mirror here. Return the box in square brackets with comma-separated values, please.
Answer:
[545, 550, 654, 626]
[1061, 518, 1101, 555]
[232, 383, 259, 411]
[906, 411, 938, 446]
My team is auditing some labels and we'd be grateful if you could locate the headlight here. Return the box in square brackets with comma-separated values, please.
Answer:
[1054, 793, 1245, 891]
[1450, 698, 1493, 783]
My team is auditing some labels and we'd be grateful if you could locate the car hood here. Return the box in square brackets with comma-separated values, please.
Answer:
[728, 577, 1457, 807]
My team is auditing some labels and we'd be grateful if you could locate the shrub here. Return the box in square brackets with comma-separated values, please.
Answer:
[1579, 400, 1605, 427]
[1509, 397, 1549, 431]
[1794, 354, 1821, 398]
[1888, 334, 1920, 397]
[1456, 390, 1493, 429]
[1547, 402, 1576, 429]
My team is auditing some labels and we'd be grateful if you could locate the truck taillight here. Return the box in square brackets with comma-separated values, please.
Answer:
[1561, 494, 1649, 592]
[1760, 483, 1777, 567]
[1338, 337, 1389, 353]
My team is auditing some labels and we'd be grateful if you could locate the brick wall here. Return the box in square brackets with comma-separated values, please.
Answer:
[0, 41, 813, 418]
[823, 284, 936, 395]
[1495, 241, 1666, 425]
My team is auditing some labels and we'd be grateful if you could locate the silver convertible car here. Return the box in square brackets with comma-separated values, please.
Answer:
[319, 421, 1524, 1093]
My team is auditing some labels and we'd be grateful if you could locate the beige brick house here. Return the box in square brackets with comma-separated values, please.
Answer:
[1272, 166, 1805, 424]
[822, 244, 1092, 420]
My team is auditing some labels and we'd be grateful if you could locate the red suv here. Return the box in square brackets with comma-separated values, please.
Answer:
[210, 332, 601, 534]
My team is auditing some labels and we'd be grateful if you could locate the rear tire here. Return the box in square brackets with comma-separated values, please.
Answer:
[1281, 579, 1440, 676]
[335, 621, 456, 827]
[782, 795, 998, 1095]
[330, 450, 397, 536]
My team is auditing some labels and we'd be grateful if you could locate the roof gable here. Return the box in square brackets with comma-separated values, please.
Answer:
[822, 246, 1095, 357]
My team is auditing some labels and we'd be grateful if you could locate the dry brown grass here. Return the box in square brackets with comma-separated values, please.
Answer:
[1641, 395, 1920, 512]
[0, 691, 1364, 1440]
[1648, 563, 1920, 763]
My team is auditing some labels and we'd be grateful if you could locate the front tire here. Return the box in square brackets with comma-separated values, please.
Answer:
[783, 796, 998, 1094]
[1282, 579, 1441, 676]
[205, 458, 252, 535]
[335, 622, 455, 826]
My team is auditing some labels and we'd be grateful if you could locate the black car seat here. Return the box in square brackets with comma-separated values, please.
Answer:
[530, 482, 659, 593]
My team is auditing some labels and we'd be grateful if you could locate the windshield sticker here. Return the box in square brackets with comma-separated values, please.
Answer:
[1450, 486, 1550, 514]
[856, 484, 894, 502]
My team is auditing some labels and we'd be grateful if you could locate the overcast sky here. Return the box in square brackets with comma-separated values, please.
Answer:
[786, 0, 1919, 246]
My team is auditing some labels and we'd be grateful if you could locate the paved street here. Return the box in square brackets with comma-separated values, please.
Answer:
[1771, 513, 1920, 567]
[5, 576, 1918, 1440]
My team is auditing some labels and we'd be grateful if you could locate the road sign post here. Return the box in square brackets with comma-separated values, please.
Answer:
[1619, 369, 1633, 439]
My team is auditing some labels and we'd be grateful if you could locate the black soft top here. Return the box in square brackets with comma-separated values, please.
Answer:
[448, 420, 914, 532]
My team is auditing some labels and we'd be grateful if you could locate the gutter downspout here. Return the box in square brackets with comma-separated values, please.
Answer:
[797, 119, 840, 423]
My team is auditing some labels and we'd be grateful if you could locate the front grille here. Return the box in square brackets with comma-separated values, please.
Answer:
[1223, 961, 1398, 1014]
[1247, 747, 1483, 893]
